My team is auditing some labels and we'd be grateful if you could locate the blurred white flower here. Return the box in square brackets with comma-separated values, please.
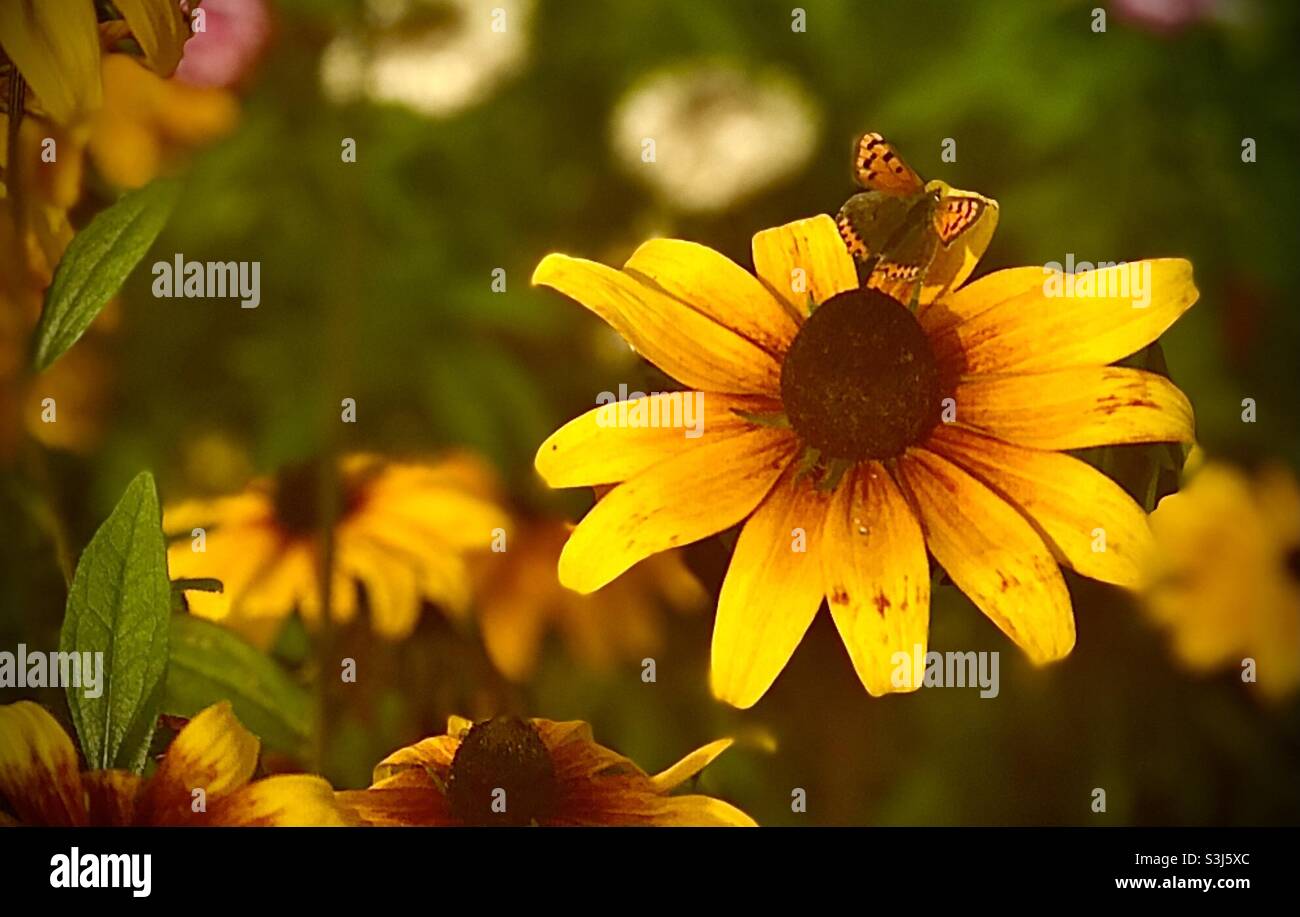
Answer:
[320, 0, 533, 118]
[610, 63, 820, 214]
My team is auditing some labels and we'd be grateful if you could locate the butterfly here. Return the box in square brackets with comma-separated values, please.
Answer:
[836, 132, 997, 307]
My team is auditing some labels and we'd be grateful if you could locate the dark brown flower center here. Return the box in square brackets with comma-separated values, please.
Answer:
[447, 716, 557, 827]
[1284, 546, 1300, 582]
[272, 460, 367, 536]
[780, 288, 940, 462]
[272, 461, 327, 535]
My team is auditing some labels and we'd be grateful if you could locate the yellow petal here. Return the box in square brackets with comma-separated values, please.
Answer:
[446, 715, 475, 738]
[297, 566, 358, 628]
[208, 774, 349, 826]
[918, 265, 1046, 337]
[751, 214, 858, 315]
[336, 770, 456, 826]
[162, 490, 273, 536]
[371, 491, 503, 552]
[363, 463, 507, 551]
[534, 253, 781, 394]
[88, 55, 237, 190]
[0, 0, 102, 124]
[649, 738, 734, 793]
[1255, 463, 1300, 546]
[899, 448, 1075, 663]
[822, 464, 930, 696]
[115, 0, 190, 76]
[237, 541, 315, 619]
[559, 426, 798, 593]
[624, 238, 800, 356]
[479, 580, 550, 682]
[345, 450, 498, 499]
[413, 551, 473, 618]
[165, 521, 284, 622]
[373, 734, 461, 783]
[83, 770, 143, 826]
[0, 701, 86, 825]
[930, 259, 1197, 375]
[642, 794, 758, 827]
[1143, 462, 1300, 695]
[917, 183, 999, 306]
[928, 425, 1153, 588]
[952, 366, 1195, 450]
[535, 391, 781, 488]
[0, 117, 84, 210]
[710, 467, 830, 708]
[342, 535, 421, 639]
[146, 702, 259, 812]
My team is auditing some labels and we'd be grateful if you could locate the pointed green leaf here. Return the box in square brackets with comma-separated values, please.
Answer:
[59, 471, 171, 772]
[32, 178, 180, 372]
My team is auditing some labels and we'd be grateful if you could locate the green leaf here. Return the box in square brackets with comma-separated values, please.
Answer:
[32, 178, 180, 372]
[164, 615, 311, 756]
[59, 471, 171, 772]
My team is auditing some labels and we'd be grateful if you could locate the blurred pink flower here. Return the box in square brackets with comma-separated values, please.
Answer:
[1113, 0, 1224, 33]
[176, 0, 271, 88]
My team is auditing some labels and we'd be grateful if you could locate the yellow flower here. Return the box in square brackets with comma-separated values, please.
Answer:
[0, 701, 347, 825]
[1145, 460, 1300, 698]
[87, 52, 237, 189]
[337, 714, 755, 826]
[533, 215, 1198, 707]
[0, 0, 189, 126]
[474, 518, 705, 681]
[0, 3, 233, 461]
[1, 1, 234, 203]
[165, 452, 509, 643]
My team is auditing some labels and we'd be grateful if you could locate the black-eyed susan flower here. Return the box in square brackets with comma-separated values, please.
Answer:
[473, 518, 705, 682]
[1145, 458, 1300, 698]
[533, 215, 1198, 707]
[165, 452, 509, 643]
[0, 701, 347, 825]
[337, 714, 755, 826]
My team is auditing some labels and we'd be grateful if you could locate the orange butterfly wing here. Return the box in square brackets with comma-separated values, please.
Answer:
[852, 132, 924, 196]
[931, 194, 988, 245]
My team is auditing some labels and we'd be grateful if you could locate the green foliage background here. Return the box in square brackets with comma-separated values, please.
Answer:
[3, 0, 1299, 825]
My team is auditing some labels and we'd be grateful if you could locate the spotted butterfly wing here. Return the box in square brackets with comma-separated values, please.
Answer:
[931, 194, 988, 246]
[852, 132, 924, 196]
[866, 230, 938, 304]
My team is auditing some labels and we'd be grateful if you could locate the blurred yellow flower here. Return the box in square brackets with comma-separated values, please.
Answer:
[1145, 460, 1300, 698]
[0, 701, 347, 826]
[0, 117, 80, 283]
[87, 52, 238, 189]
[0, 0, 108, 127]
[165, 452, 509, 643]
[0, 2, 235, 462]
[337, 714, 754, 826]
[474, 517, 705, 682]
[0, 253, 115, 460]
[1, 0, 235, 206]
[533, 214, 1198, 707]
